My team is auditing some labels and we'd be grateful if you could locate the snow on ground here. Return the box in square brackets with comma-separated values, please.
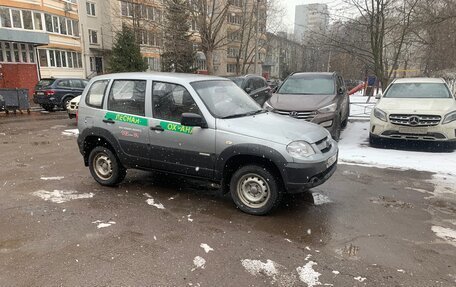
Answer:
[92, 220, 116, 229]
[200, 243, 213, 253]
[62, 129, 79, 137]
[192, 256, 206, 271]
[241, 259, 278, 277]
[32, 190, 94, 203]
[339, 121, 456, 176]
[296, 261, 322, 287]
[312, 193, 332, 205]
[40, 176, 64, 181]
[431, 226, 456, 247]
[146, 198, 165, 209]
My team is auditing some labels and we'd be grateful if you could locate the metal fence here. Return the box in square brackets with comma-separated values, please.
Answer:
[0, 88, 30, 113]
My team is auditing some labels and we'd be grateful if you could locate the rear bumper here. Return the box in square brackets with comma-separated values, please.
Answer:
[33, 94, 58, 105]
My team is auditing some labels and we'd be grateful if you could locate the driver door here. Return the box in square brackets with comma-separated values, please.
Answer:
[148, 81, 216, 178]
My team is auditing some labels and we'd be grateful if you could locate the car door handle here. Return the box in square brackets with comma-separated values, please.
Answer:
[102, 119, 115, 124]
[150, 125, 165, 131]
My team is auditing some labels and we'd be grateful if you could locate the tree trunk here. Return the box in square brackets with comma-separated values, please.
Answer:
[206, 49, 214, 75]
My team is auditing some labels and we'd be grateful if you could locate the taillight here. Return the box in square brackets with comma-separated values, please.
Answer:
[45, 90, 55, 96]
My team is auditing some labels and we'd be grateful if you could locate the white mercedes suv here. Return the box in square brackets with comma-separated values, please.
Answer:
[370, 78, 456, 144]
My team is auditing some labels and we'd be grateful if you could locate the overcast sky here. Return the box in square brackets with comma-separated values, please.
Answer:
[282, 0, 343, 33]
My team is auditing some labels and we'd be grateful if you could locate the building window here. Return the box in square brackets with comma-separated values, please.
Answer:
[49, 50, 56, 66]
[229, 0, 242, 7]
[11, 9, 22, 28]
[33, 12, 43, 30]
[120, 1, 128, 16]
[227, 63, 236, 73]
[55, 50, 62, 67]
[227, 47, 239, 58]
[67, 19, 73, 35]
[147, 6, 154, 20]
[61, 50, 67, 67]
[22, 10, 33, 30]
[0, 7, 11, 28]
[38, 49, 47, 67]
[29, 45, 35, 63]
[20, 44, 27, 62]
[60, 17, 67, 35]
[228, 31, 241, 42]
[12, 43, 20, 62]
[89, 56, 96, 71]
[89, 29, 98, 44]
[73, 20, 79, 36]
[86, 2, 96, 16]
[146, 57, 160, 71]
[52, 15, 59, 33]
[45, 14, 52, 32]
[227, 13, 242, 25]
[67, 51, 73, 68]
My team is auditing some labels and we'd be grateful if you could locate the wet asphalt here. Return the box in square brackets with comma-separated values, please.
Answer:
[0, 112, 455, 286]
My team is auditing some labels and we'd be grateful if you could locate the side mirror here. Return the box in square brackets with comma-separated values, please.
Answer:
[375, 92, 382, 99]
[245, 87, 253, 94]
[338, 87, 346, 95]
[181, 113, 207, 128]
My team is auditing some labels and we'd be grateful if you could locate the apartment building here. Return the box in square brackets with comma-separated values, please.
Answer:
[0, 0, 83, 97]
[294, 3, 329, 44]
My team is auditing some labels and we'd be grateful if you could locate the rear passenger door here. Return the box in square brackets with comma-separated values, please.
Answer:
[55, 79, 73, 99]
[70, 79, 86, 95]
[251, 77, 270, 106]
[148, 81, 216, 178]
[104, 79, 150, 168]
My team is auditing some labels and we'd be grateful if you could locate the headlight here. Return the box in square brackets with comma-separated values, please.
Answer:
[286, 141, 315, 159]
[443, 111, 456, 124]
[373, 108, 387, 122]
[263, 101, 274, 112]
[318, 103, 337, 113]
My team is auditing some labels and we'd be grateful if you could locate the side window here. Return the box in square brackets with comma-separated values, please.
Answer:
[254, 78, 264, 90]
[246, 79, 255, 91]
[57, 80, 71, 88]
[107, 80, 146, 116]
[82, 80, 89, 87]
[86, 80, 109, 108]
[70, 79, 83, 89]
[152, 82, 200, 123]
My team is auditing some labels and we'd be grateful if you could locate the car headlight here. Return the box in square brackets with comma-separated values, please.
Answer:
[263, 101, 275, 112]
[373, 108, 387, 122]
[286, 141, 315, 159]
[317, 103, 337, 113]
[443, 111, 456, 124]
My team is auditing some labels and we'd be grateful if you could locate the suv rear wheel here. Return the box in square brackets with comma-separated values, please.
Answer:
[230, 165, 283, 215]
[88, 146, 126, 186]
[61, 97, 73, 111]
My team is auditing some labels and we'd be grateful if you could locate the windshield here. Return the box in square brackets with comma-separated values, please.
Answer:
[35, 79, 55, 89]
[191, 80, 262, 118]
[278, 75, 335, 95]
[384, 83, 452, 98]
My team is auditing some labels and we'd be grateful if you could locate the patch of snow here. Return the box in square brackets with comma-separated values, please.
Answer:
[312, 193, 332, 205]
[339, 121, 456, 175]
[146, 198, 165, 209]
[92, 220, 116, 229]
[285, 238, 292, 243]
[332, 270, 340, 275]
[397, 269, 405, 273]
[32, 190, 94, 203]
[305, 246, 311, 251]
[307, 229, 312, 235]
[143, 193, 152, 198]
[40, 176, 64, 181]
[304, 254, 312, 261]
[431, 226, 456, 247]
[241, 259, 278, 277]
[61, 129, 79, 137]
[192, 256, 206, 271]
[428, 174, 456, 201]
[187, 214, 193, 222]
[0, 133, 6, 136]
[296, 261, 321, 287]
[153, 236, 157, 240]
[354, 276, 367, 282]
[200, 243, 213, 253]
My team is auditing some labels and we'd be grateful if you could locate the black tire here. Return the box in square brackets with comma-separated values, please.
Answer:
[61, 97, 73, 111]
[331, 116, 342, 141]
[230, 165, 283, 215]
[369, 133, 381, 147]
[41, 104, 54, 112]
[88, 146, 126, 186]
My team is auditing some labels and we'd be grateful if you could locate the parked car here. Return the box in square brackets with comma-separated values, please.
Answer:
[227, 75, 272, 106]
[77, 73, 338, 215]
[67, 95, 81, 119]
[0, 94, 5, 111]
[263, 72, 350, 140]
[267, 79, 282, 91]
[33, 78, 88, 111]
[370, 78, 456, 144]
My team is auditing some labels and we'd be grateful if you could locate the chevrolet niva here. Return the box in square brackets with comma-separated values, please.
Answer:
[77, 73, 338, 215]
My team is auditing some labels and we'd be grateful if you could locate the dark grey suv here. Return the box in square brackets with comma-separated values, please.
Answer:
[228, 75, 272, 106]
[264, 72, 350, 140]
[33, 78, 88, 111]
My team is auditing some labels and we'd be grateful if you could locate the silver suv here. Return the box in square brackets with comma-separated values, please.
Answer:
[77, 73, 338, 215]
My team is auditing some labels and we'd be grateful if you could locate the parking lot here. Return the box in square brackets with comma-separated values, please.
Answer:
[0, 111, 455, 286]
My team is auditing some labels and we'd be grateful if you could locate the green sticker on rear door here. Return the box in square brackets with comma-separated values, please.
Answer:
[105, 112, 148, 126]
[160, 121, 193, 134]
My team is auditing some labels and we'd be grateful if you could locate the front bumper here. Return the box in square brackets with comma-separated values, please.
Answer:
[282, 147, 338, 193]
[370, 115, 456, 142]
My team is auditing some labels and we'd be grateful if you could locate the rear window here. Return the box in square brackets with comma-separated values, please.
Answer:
[229, 77, 244, 87]
[278, 74, 335, 95]
[35, 79, 55, 89]
[384, 83, 452, 98]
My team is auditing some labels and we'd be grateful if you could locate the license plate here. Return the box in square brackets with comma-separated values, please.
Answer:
[36, 92, 44, 96]
[399, 127, 428, 134]
[327, 153, 337, 168]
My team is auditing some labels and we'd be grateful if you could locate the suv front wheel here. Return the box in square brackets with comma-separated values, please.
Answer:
[88, 146, 126, 186]
[230, 165, 283, 215]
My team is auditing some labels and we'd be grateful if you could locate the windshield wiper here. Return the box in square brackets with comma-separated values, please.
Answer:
[221, 110, 266, 119]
